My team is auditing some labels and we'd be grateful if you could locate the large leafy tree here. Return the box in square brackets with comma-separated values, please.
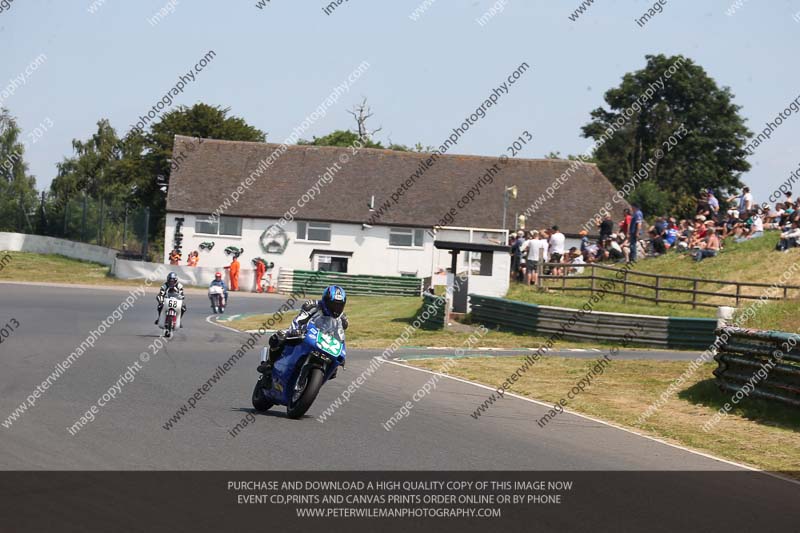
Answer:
[582, 54, 751, 217]
[139, 103, 266, 230]
[51, 104, 266, 244]
[0, 109, 38, 232]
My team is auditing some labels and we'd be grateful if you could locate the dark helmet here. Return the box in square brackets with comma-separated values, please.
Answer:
[167, 272, 178, 288]
[320, 285, 346, 318]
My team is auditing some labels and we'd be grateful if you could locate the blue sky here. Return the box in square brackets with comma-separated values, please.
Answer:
[2, 0, 799, 204]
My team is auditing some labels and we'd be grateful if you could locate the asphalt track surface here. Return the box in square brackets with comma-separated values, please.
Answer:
[0, 284, 800, 531]
[0, 283, 795, 477]
[0, 278, 780, 470]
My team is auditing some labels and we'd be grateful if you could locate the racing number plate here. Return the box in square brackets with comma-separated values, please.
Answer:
[316, 331, 342, 357]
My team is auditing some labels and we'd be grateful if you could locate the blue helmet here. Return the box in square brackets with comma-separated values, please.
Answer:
[320, 285, 346, 318]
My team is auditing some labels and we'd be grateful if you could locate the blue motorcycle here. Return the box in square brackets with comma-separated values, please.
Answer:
[252, 315, 346, 419]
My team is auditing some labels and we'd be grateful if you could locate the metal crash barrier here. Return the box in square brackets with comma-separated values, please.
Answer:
[713, 327, 800, 407]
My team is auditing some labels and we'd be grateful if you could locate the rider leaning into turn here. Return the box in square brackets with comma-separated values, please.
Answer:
[155, 272, 187, 326]
[258, 285, 348, 375]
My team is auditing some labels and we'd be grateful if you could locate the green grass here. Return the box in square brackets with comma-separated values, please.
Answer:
[407, 355, 800, 475]
[510, 232, 800, 328]
[741, 300, 800, 332]
[0, 252, 135, 286]
[227, 295, 628, 350]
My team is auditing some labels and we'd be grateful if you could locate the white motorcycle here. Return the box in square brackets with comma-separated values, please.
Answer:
[158, 290, 184, 338]
[208, 285, 226, 314]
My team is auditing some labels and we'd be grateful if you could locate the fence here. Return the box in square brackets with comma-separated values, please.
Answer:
[469, 294, 718, 350]
[278, 268, 422, 297]
[3, 192, 155, 260]
[713, 327, 800, 407]
[535, 262, 800, 309]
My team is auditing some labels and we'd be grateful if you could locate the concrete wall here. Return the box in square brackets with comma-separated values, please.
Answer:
[112, 258, 264, 291]
[0, 232, 118, 266]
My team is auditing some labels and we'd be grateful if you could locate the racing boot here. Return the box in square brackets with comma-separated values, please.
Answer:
[257, 346, 281, 377]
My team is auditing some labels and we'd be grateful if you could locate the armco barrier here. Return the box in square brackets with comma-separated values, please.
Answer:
[469, 294, 717, 350]
[713, 327, 800, 407]
[0, 232, 117, 266]
[278, 268, 422, 297]
[420, 293, 446, 330]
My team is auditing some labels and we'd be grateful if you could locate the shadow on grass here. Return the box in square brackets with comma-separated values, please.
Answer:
[679, 379, 800, 432]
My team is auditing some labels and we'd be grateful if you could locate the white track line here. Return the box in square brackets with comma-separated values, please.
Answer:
[383, 359, 800, 486]
[205, 314, 246, 334]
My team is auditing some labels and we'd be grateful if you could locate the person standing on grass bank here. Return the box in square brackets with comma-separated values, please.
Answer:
[510, 230, 525, 282]
[524, 230, 548, 286]
[707, 189, 720, 219]
[548, 225, 565, 276]
[619, 208, 632, 237]
[729, 186, 753, 217]
[629, 203, 644, 262]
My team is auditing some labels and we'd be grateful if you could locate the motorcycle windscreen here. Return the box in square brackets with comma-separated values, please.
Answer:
[311, 315, 345, 358]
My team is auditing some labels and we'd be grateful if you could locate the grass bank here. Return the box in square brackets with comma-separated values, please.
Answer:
[0, 252, 133, 286]
[226, 295, 625, 350]
[508, 232, 800, 328]
[407, 355, 800, 475]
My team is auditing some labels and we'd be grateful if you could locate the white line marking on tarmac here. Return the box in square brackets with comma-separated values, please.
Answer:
[381, 359, 800, 486]
[205, 315, 244, 334]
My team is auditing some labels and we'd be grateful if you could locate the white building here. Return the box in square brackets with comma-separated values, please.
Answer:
[164, 136, 624, 297]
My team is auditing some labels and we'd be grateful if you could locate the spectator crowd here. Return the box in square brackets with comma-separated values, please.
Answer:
[509, 186, 800, 284]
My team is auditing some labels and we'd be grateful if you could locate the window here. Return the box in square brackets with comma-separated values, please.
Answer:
[194, 216, 242, 236]
[389, 228, 424, 247]
[219, 217, 242, 236]
[195, 217, 218, 235]
[317, 255, 348, 273]
[297, 221, 331, 242]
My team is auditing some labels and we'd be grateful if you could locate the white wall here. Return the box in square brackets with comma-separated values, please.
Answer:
[164, 213, 437, 278]
[113, 258, 259, 289]
[467, 252, 511, 303]
[0, 232, 117, 266]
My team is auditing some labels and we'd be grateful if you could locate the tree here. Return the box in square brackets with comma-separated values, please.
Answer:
[49, 103, 265, 246]
[130, 103, 265, 241]
[582, 54, 751, 216]
[545, 151, 596, 163]
[299, 129, 384, 149]
[0, 108, 38, 232]
[347, 97, 382, 141]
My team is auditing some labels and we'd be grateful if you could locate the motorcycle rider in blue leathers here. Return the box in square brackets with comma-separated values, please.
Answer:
[257, 285, 348, 376]
[155, 272, 187, 326]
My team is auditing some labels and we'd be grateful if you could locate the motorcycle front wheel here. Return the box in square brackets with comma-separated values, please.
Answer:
[252, 377, 274, 412]
[286, 368, 324, 419]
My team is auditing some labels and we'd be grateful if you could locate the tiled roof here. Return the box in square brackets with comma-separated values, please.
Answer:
[166, 135, 628, 233]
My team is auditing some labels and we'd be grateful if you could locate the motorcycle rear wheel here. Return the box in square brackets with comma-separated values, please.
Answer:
[286, 368, 324, 419]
